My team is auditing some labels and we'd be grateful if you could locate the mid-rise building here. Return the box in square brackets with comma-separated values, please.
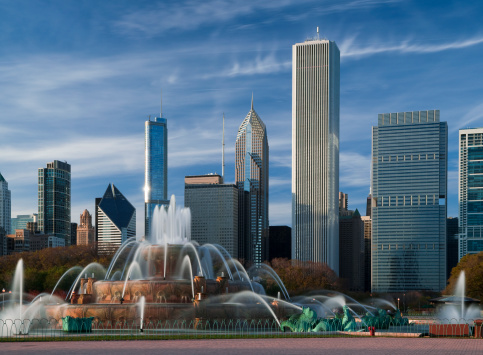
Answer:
[292, 38, 340, 274]
[70, 223, 77, 246]
[361, 215, 372, 292]
[447, 217, 459, 278]
[268, 226, 292, 261]
[185, 174, 238, 257]
[235, 98, 269, 265]
[458, 128, 483, 259]
[145, 115, 168, 239]
[38, 160, 71, 245]
[10, 214, 37, 234]
[97, 184, 136, 254]
[371, 110, 447, 292]
[339, 209, 365, 291]
[0, 172, 11, 255]
[77, 209, 95, 246]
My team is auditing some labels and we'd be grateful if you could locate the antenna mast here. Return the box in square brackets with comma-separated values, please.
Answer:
[222, 113, 225, 181]
[160, 89, 163, 117]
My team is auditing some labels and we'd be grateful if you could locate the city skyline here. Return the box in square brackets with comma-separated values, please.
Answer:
[1, 1, 482, 238]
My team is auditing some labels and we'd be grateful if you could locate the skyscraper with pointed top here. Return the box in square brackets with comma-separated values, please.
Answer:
[235, 95, 269, 264]
[145, 99, 168, 239]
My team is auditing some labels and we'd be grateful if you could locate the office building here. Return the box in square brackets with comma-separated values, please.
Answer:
[185, 174, 238, 257]
[10, 214, 37, 235]
[77, 209, 95, 246]
[97, 184, 136, 254]
[145, 114, 168, 239]
[268, 226, 292, 261]
[0, 172, 11, 256]
[235, 97, 269, 265]
[458, 128, 483, 259]
[339, 209, 365, 291]
[447, 217, 458, 278]
[292, 38, 340, 273]
[70, 223, 77, 246]
[38, 160, 71, 245]
[371, 110, 447, 292]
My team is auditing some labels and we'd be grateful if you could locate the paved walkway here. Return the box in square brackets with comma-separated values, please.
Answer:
[1, 338, 483, 354]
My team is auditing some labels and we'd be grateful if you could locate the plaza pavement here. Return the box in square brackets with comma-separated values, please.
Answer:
[1, 338, 482, 354]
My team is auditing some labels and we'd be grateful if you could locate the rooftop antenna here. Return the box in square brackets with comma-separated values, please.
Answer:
[222, 113, 225, 181]
[317, 27, 320, 40]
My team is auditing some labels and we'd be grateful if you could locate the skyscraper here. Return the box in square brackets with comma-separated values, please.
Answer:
[97, 184, 136, 254]
[292, 38, 340, 273]
[184, 174, 238, 257]
[458, 128, 483, 259]
[235, 97, 269, 265]
[77, 209, 95, 246]
[11, 214, 37, 234]
[0, 172, 11, 256]
[38, 160, 71, 245]
[145, 114, 168, 239]
[371, 110, 447, 292]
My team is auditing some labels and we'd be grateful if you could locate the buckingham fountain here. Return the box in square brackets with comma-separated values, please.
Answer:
[3, 196, 480, 336]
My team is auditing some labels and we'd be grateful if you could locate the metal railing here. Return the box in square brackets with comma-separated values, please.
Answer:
[0, 318, 481, 341]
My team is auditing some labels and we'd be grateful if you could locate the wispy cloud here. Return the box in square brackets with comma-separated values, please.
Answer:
[202, 54, 291, 78]
[450, 101, 483, 133]
[340, 35, 483, 59]
[269, 201, 291, 226]
[340, 151, 371, 188]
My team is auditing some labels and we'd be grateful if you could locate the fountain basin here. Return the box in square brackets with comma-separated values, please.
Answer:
[429, 323, 471, 337]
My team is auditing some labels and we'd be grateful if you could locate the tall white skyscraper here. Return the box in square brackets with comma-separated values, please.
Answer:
[0, 172, 11, 255]
[291, 38, 340, 274]
[458, 127, 483, 259]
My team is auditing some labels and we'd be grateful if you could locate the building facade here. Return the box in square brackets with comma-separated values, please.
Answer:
[458, 128, 483, 259]
[235, 98, 269, 265]
[185, 174, 238, 257]
[38, 160, 71, 245]
[77, 209, 95, 246]
[371, 110, 447, 292]
[11, 214, 37, 234]
[97, 184, 136, 254]
[145, 116, 168, 239]
[292, 38, 340, 273]
[339, 209, 365, 291]
[268, 226, 292, 261]
[447, 217, 458, 278]
[361, 215, 372, 292]
[0, 172, 11, 256]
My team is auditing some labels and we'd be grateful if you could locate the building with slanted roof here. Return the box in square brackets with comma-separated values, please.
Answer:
[96, 184, 136, 254]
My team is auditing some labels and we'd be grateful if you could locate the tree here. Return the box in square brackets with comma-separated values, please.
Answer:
[444, 251, 483, 300]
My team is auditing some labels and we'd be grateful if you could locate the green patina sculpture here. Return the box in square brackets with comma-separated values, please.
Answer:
[281, 306, 410, 333]
[62, 316, 94, 333]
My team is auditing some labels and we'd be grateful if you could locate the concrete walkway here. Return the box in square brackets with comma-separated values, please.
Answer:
[1, 338, 483, 354]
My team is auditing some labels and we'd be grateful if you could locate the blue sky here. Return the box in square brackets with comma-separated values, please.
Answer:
[1, 0, 482, 237]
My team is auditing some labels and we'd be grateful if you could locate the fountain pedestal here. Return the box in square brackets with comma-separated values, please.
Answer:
[429, 323, 470, 337]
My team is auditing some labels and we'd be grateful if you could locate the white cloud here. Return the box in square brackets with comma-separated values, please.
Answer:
[450, 101, 483, 133]
[269, 201, 292, 226]
[340, 35, 483, 59]
[339, 151, 371, 188]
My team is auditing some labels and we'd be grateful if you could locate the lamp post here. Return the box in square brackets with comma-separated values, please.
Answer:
[397, 297, 400, 310]
[2, 288, 4, 311]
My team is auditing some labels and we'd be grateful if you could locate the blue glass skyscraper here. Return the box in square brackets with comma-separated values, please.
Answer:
[371, 110, 447, 292]
[145, 115, 168, 238]
[458, 128, 483, 259]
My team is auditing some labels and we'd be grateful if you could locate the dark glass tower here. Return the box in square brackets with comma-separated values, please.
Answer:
[145, 116, 168, 239]
[38, 160, 71, 245]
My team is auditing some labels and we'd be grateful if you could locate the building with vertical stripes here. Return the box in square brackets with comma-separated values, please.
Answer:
[291, 38, 340, 274]
[371, 110, 447, 292]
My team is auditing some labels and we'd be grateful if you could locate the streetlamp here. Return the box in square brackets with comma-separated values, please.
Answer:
[2, 288, 4, 311]
[397, 297, 400, 310]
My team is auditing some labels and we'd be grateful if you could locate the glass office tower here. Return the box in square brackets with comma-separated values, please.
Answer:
[235, 98, 269, 265]
[292, 38, 340, 274]
[458, 128, 483, 259]
[145, 116, 168, 239]
[38, 160, 71, 245]
[371, 110, 447, 292]
[0, 172, 11, 255]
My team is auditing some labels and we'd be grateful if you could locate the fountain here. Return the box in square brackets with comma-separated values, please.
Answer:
[0, 195, 417, 335]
